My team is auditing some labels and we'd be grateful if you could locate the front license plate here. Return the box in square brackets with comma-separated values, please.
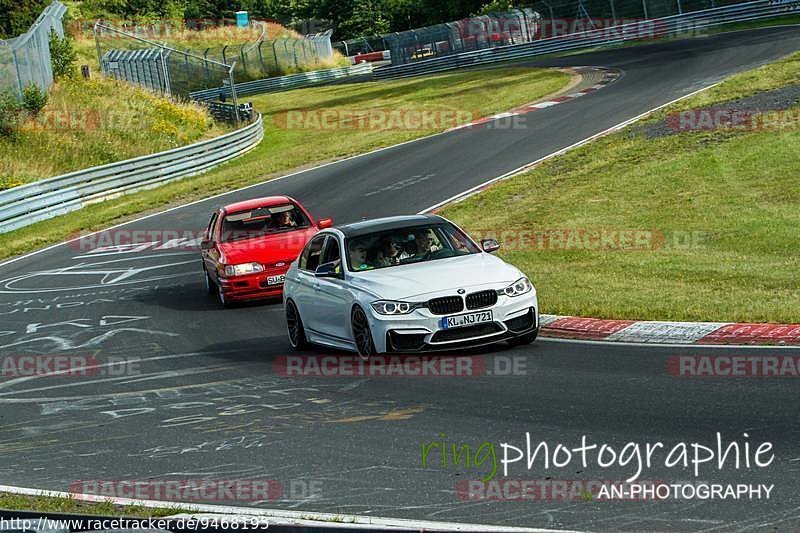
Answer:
[441, 310, 493, 329]
[266, 274, 285, 286]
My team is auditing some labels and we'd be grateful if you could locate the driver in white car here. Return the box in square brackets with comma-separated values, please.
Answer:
[349, 240, 373, 271]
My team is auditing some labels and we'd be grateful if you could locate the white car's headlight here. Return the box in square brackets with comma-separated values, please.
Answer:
[371, 300, 416, 315]
[500, 277, 533, 297]
[223, 262, 264, 277]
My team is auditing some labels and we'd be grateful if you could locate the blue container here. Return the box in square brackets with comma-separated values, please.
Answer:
[235, 11, 249, 28]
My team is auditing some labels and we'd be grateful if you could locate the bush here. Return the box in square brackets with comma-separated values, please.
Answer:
[49, 29, 77, 79]
[0, 91, 23, 136]
[22, 82, 47, 115]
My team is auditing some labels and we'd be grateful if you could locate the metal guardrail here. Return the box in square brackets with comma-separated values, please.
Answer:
[373, 0, 800, 79]
[0, 1, 67, 100]
[205, 101, 255, 123]
[190, 62, 373, 101]
[0, 115, 264, 233]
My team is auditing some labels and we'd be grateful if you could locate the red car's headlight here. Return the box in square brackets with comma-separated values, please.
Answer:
[223, 262, 264, 277]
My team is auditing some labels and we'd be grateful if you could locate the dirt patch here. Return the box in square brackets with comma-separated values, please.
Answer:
[642, 84, 800, 138]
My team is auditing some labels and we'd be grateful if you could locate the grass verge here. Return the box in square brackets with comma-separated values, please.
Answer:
[0, 492, 189, 517]
[443, 52, 800, 323]
[0, 76, 227, 188]
[0, 66, 571, 261]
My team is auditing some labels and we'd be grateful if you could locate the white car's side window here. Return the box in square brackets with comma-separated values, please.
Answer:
[299, 235, 327, 272]
[321, 236, 341, 266]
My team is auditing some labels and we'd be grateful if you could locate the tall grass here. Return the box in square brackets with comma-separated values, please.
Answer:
[0, 75, 227, 188]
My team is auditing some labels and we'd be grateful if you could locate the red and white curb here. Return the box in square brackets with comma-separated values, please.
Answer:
[540, 315, 800, 345]
[446, 67, 621, 132]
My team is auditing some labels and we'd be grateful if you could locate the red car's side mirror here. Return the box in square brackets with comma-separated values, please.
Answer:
[200, 239, 215, 250]
[317, 218, 333, 229]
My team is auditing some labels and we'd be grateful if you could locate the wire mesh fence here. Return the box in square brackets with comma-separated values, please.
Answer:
[0, 0, 67, 101]
[337, 0, 749, 65]
[94, 23, 237, 105]
[94, 20, 336, 84]
[333, 35, 390, 57]
[525, 0, 719, 23]
[201, 29, 335, 82]
[339, 8, 540, 66]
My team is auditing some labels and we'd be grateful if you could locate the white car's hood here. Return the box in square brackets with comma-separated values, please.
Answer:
[348, 252, 524, 300]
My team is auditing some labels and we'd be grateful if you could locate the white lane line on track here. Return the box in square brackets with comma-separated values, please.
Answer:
[0, 65, 617, 271]
[419, 80, 722, 214]
[0, 110, 495, 270]
[0, 485, 571, 532]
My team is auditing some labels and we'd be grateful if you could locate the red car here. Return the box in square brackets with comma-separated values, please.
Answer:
[201, 196, 332, 305]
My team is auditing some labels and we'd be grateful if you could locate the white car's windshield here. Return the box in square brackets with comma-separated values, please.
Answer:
[345, 223, 480, 272]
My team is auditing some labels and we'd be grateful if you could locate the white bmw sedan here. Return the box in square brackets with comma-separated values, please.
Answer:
[283, 215, 539, 357]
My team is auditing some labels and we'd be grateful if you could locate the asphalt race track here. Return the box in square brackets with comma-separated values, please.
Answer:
[1, 26, 799, 531]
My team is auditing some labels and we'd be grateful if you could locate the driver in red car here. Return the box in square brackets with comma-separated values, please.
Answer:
[277, 210, 297, 228]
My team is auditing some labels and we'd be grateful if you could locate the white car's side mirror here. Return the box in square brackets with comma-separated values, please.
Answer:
[481, 239, 500, 253]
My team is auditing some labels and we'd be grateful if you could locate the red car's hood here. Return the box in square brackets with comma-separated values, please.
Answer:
[218, 227, 317, 266]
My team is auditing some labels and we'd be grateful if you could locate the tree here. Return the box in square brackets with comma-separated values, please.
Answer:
[49, 29, 77, 79]
[474, 0, 515, 16]
[0, 0, 50, 38]
[336, 0, 390, 38]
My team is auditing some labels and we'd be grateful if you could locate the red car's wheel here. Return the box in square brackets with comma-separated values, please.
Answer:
[216, 282, 229, 308]
[203, 266, 215, 295]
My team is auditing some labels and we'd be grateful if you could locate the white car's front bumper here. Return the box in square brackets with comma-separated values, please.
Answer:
[366, 290, 539, 353]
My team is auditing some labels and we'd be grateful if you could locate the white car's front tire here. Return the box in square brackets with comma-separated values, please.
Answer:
[351, 305, 377, 359]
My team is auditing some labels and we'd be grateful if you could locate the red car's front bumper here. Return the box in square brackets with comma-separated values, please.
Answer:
[217, 268, 288, 302]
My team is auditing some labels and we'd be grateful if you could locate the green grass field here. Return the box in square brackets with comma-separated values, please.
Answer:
[0, 76, 227, 189]
[443, 52, 800, 323]
[0, 492, 187, 517]
[0, 66, 570, 260]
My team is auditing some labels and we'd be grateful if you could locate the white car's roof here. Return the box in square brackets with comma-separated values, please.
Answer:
[337, 215, 446, 238]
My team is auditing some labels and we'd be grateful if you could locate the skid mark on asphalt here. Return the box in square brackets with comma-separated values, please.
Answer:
[0, 255, 196, 293]
[0, 328, 179, 351]
[0, 369, 426, 476]
[329, 406, 426, 423]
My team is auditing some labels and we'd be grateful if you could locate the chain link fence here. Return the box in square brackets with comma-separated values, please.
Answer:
[525, 0, 719, 23]
[0, 1, 67, 101]
[336, 8, 540, 66]
[96, 21, 336, 85]
[204, 29, 335, 82]
[94, 23, 238, 105]
[338, 0, 760, 65]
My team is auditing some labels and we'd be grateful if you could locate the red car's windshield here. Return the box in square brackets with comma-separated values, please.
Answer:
[220, 204, 311, 242]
